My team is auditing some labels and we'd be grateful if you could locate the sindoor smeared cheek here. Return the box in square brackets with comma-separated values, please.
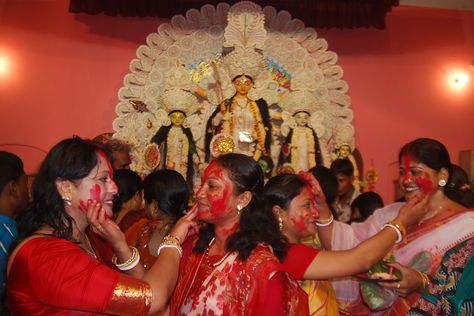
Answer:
[291, 213, 309, 232]
[209, 184, 232, 217]
[90, 184, 102, 201]
[415, 172, 434, 195]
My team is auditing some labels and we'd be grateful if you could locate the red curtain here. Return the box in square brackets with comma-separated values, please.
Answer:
[69, 0, 399, 29]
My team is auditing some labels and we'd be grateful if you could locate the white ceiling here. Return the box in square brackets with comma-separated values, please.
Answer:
[400, 0, 474, 11]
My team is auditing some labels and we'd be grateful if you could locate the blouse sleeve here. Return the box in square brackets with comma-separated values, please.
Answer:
[8, 237, 151, 315]
[283, 243, 320, 280]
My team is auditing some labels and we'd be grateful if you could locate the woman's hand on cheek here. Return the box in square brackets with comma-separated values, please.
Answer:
[170, 205, 199, 244]
[86, 200, 126, 246]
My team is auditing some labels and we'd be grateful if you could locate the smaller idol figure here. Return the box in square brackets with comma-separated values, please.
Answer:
[279, 91, 323, 173]
[150, 89, 201, 187]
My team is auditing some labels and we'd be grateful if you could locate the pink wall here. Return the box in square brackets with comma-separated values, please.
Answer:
[1, 1, 473, 202]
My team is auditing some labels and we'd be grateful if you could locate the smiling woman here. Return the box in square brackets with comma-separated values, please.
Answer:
[6, 137, 198, 315]
[316, 138, 474, 315]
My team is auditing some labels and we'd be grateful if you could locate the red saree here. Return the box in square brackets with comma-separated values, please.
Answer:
[170, 236, 308, 316]
[7, 237, 152, 315]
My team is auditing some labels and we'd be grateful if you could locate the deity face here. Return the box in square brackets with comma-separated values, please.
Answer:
[398, 155, 440, 200]
[169, 111, 186, 127]
[338, 145, 351, 158]
[294, 111, 310, 127]
[283, 187, 319, 241]
[233, 75, 253, 96]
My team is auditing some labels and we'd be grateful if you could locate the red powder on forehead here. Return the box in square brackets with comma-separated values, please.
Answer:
[403, 155, 411, 182]
[304, 183, 320, 218]
[415, 172, 434, 195]
[97, 150, 113, 179]
[291, 214, 309, 233]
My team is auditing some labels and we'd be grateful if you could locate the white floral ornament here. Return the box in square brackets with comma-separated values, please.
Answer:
[159, 88, 199, 117]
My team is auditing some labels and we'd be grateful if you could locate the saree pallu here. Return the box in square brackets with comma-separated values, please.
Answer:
[7, 237, 151, 315]
[330, 204, 474, 315]
[170, 240, 308, 316]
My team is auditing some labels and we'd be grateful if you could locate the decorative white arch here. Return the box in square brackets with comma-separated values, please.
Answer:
[113, 1, 354, 177]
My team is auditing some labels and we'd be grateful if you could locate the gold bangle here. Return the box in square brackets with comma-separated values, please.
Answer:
[163, 234, 181, 245]
[417, 271, 430, 290]
[388, 220, 406, 239]
[316, 214, 334, 224]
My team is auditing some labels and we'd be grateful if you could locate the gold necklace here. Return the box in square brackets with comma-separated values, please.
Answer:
[418, 203, 444, 225]
[80, 235, 98, 259]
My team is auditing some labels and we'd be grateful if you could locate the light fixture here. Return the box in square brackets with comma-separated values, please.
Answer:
[448, 71, 470, 91]
[0, 57, 8, 76]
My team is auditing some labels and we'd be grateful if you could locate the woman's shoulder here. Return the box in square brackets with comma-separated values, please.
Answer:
[8, 236, 78, 275]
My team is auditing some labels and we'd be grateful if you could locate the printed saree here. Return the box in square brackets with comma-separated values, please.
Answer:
[330, 203, 474, 315]
[170, 237, 308, 316]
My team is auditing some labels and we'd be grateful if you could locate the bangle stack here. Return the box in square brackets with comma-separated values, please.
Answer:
[112, 246, 140, 271]
[417, 271, 430, 291]
[382, 220, 406, 244]
[316, 214, 334, 227]
[157, 235, 183, 258]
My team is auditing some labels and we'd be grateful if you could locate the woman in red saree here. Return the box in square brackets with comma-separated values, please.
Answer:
[263, 173, 430, 316]
[6, 138, 197, 315]
[170, 153, 308, 316]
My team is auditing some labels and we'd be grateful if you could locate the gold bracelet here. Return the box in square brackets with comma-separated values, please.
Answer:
[388, 220, 406, 239]
[157, 235, 183, 257]
[417, 271, 430, 291]
[163, 234, 181, 245]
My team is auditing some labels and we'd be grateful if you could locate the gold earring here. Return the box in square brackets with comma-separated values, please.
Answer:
[237, 204, 242, 215]
[278, 216, 284, 232]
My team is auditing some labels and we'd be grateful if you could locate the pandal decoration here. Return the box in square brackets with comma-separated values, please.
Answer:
[112, 0, 355, 179]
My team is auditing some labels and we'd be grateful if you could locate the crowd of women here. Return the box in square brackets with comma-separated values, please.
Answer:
[2, 136, 474, 315]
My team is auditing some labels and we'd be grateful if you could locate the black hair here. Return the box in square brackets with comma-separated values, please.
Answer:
[15, 138, 101, 242]
[264, 173, 306, 211]
[194, 153, 287, 261]
[330, 158, 354, 177]
[112, 169, 143, 215]
[447, 164, 474, 208]
[350, 191, 384, 221]
[143, 169, 189, 221]
[308, 165, 338, 216]
[0, 151, 25, 194]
